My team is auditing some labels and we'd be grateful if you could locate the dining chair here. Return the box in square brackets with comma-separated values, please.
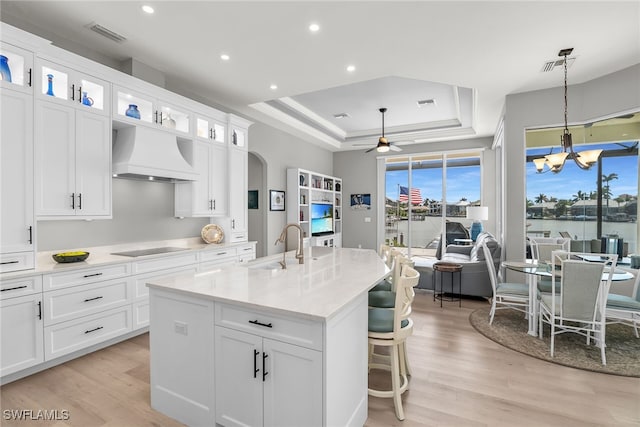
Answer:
[482, 242, 529, 325]
[538, 251, 617, 365]
[368, 264, 420, 421]
[529, 238, 570, 294]
[606, 269, 640, 338]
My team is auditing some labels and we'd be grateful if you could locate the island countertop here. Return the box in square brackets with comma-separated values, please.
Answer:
[146, 246, 389, 320]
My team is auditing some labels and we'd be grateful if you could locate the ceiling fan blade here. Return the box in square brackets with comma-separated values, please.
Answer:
[364, 146, 376, 153]
[389, 145, 402, 152]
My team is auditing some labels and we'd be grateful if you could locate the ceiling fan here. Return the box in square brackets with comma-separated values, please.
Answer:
[355, 108, 402, 153]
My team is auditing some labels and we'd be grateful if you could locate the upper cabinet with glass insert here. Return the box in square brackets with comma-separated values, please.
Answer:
[195, 114, 226, 144]
[36, 59, 109, 115]
[113, 86, 191, 135]
[0, 43, 33, 94]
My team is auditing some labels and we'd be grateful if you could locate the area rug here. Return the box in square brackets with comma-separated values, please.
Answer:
[469, 307, 640, 377]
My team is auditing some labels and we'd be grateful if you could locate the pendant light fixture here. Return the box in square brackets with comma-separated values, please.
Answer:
[375, 107, 390, 152]
[533, 48, 602, 173]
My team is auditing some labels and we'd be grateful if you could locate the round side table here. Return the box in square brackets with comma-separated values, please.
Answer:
[433, 262, 463, 307]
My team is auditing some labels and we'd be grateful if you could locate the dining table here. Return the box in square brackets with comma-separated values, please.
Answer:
[502, 259, 634, 336]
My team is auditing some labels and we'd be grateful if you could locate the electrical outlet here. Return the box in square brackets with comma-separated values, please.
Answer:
[364, 217, 371, 223]
[174, 321, 188, 335]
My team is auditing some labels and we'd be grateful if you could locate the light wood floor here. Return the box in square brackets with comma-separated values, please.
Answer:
[2, 292, 639, 427]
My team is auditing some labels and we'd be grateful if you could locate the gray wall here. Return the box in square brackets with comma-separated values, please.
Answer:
[503, 64, 640, 261]
[334, 136, 495, 250]
[37, 179, 209, 251]
[248, 122, 333, 255]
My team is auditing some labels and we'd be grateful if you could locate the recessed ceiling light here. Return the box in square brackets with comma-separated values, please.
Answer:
[148, 176, 154, 181]
[346, 65, 356, 72]
[142, 5, 154, 14]
[270, 84, 278, 90]
[220, 54, 230, 61]
[309, 23, 320, 32]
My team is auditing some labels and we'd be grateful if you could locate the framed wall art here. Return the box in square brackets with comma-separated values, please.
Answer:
[270, 190, 285, 211]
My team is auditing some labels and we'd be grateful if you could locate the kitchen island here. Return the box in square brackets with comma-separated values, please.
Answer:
[147, 246, 389, 427]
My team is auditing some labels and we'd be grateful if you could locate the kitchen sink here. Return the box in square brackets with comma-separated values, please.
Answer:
[111, 247, 188, 257]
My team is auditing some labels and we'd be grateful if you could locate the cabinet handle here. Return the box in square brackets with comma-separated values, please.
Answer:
[248, 319, 272, 328]
[78, 193, 82, 210]
[243, 247, 253, 251]
[78, 86, 82, 103]
[27, 68, 32, 87]
[28, 226, 33, 244]
[209, 199, 213, 210]
[154, 111, 158, 124]
[83, 272, 103, 278]
[253, 349, 260, 378]
[262, 352, 269, 381]
[232, 219, 235, 229]
[1, 285, 28, 292]
[1, 261, 19, 265]
[212, 128, 216, 140]
[83, 296, 103, 302]
[71, 193, 75, 209]
[84, 326, 103, 334]
[71, 84, 75, 100]
[158, 111, 163, 125]
[213, 199, 216, 210]
[216, 252, 227, 256]
[37, 301, 42, 320]
[209, 128, 213, 139]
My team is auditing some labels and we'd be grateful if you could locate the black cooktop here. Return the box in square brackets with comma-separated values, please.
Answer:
[111, 247, 188, 257]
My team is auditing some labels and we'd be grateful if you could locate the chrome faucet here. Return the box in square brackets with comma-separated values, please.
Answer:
[274, 223, 304, 269]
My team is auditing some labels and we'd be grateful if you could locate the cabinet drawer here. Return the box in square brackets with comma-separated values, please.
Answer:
[199, 247, 237, 263]
[132, 265, 198, 301]
[0, 252, 35, 273]
[44, 263, 131, 291]
[132, 252, 199, 275]
[215, 303, 323, 351]
[44, 277, 131, 326]
[0, 275, 42, 300]
[44, 305, 132, 360]
[228, 232, 247, 243]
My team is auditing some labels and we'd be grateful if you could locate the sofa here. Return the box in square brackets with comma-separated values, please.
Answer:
[414, 231, 501, 298]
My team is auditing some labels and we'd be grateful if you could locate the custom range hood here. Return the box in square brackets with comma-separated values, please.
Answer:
[112, 126, 198, 182]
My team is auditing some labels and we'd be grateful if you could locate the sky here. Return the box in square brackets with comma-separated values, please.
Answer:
[384, 142, 638, 205]
[526, 143, 638, 202]
[385, 164, 481, 204]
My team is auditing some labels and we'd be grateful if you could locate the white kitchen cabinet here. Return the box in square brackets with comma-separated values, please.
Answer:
[227, 115, 252, 242]
[35, 99, 111, 219]
[0, 88, 35, 272]
[36, 58, 109, 115]
[113, 86, 191, 135]
[195, 112, 226, 144]
[215, 326, 322, 427]
[150, 289, 215, 427]
[174, 140, 227, 217]
[0, 42, 33, 94]
[0, 293, 44, 377]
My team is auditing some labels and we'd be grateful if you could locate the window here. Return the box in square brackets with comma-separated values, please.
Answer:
[382, 151, 482, 258]
[526, 115, 639, 255]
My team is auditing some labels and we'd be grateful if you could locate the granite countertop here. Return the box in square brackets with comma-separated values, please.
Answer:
[1, 238, 255, 280]
[147, 247, 390, 321]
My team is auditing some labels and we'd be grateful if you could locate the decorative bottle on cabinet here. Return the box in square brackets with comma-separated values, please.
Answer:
[0, 55, 12, 82]
[125, 104, 140, 119]
[45, 74, 54, 96]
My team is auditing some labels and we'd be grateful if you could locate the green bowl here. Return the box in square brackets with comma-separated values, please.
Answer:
[52, 251, 90, 263]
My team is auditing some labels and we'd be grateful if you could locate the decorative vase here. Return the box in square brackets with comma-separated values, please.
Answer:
[125, 104, 140, 119]
[46, 74, 55, 96]
[81, 91, 94, 106]
[0, 55, 12, 83]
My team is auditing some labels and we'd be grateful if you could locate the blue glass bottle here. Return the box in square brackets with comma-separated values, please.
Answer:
[125, 104, 140, 119]
[46, 74, 55, 96]
[0, 55, 11, 83]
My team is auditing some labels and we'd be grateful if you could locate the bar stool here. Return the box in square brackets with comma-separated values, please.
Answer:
[368, 265, 420, 420]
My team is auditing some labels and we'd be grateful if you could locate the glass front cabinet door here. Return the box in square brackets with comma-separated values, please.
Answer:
[114, 86, 191, 135]
[195, 114, 226, 144]
[36, 59, 109, 114]
[0, 43, 33, 94]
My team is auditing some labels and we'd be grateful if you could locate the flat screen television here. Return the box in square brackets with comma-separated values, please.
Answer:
[311, 203, 333, 236]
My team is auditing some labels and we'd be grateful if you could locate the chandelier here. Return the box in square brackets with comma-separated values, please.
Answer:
[533, 48, 602, 173]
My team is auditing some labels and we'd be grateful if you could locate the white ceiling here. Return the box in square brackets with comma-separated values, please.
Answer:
[2, 1, 639, 151]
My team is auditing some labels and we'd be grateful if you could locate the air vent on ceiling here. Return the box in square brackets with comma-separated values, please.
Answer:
[417, 99, 436, 107]
[87, 22, 127, 43]
[541, 57, 575, 72]
[333, 113, 350, 119]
